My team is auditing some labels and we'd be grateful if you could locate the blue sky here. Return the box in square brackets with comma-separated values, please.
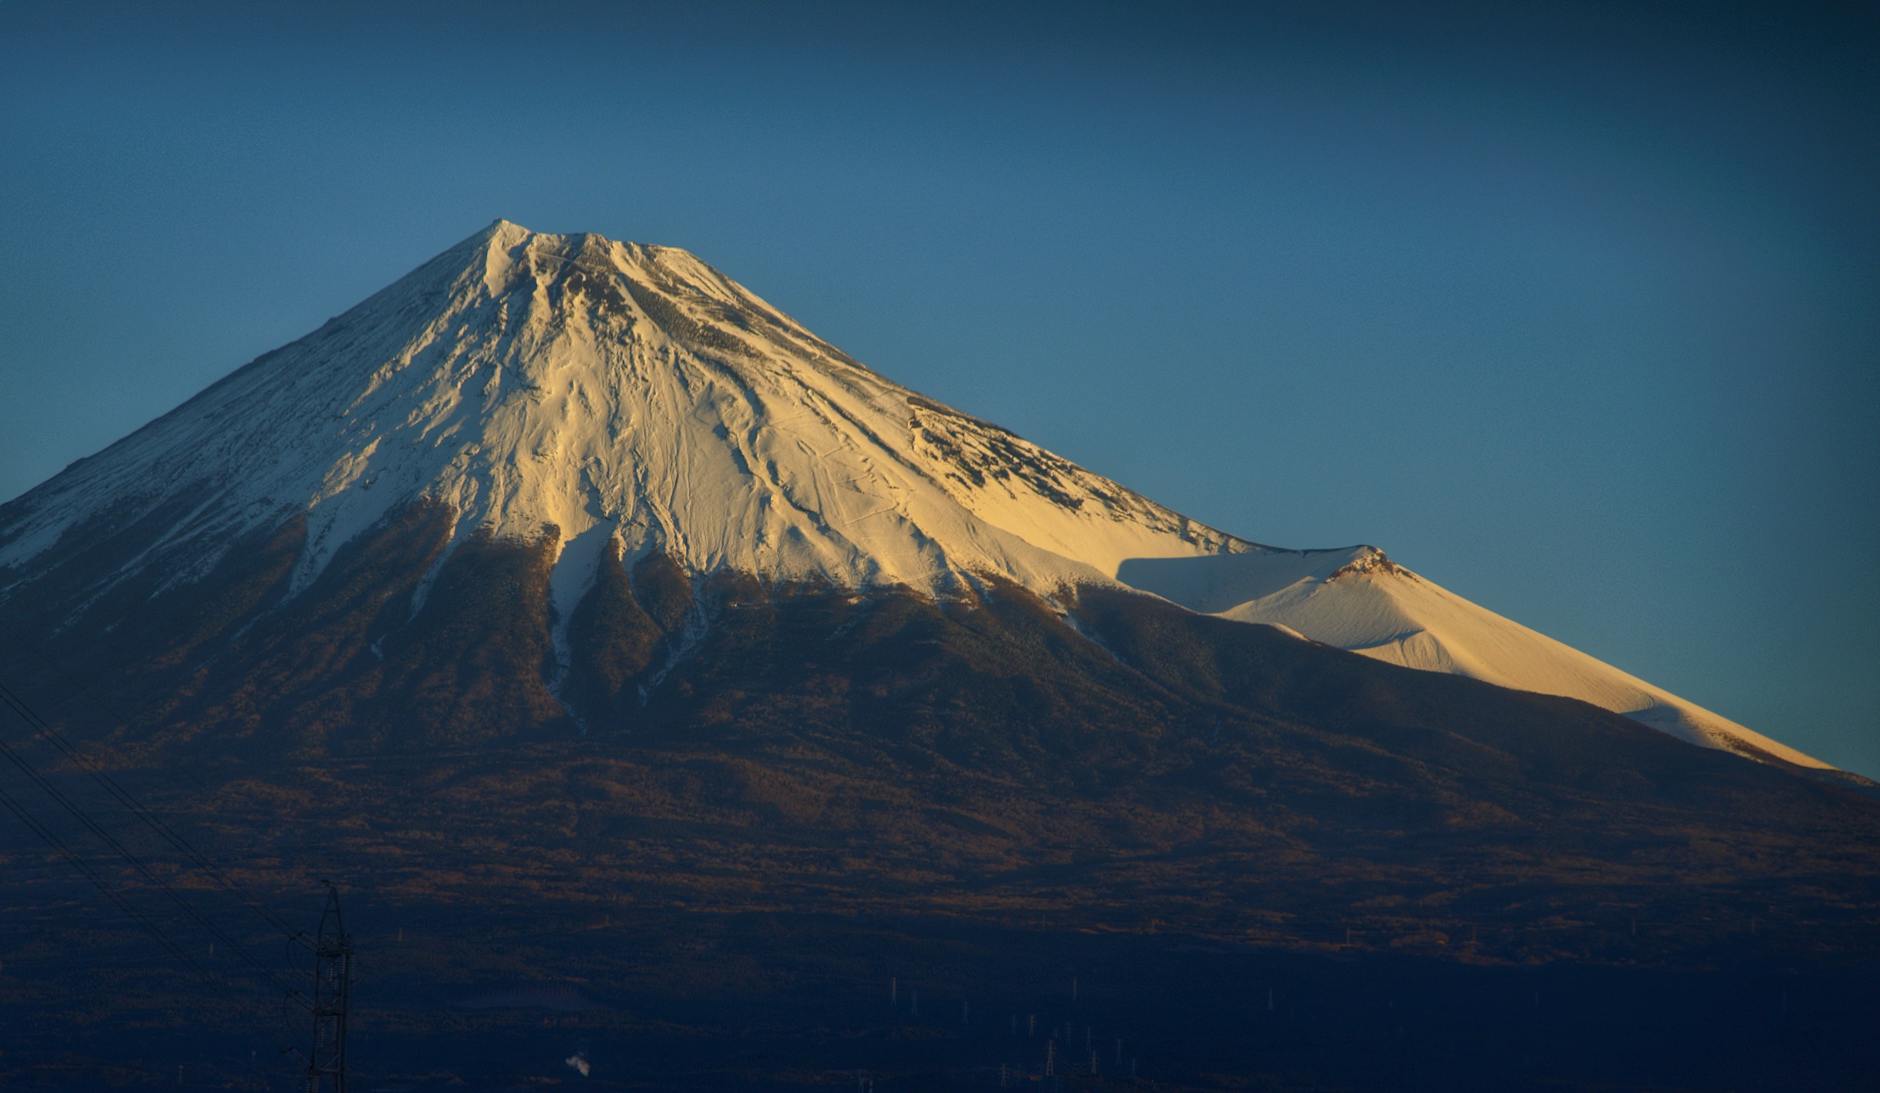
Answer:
[2, 1, 1876, 774]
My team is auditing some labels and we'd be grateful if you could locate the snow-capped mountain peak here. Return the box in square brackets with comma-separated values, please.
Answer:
[0, 221, 1831, 772]
[1, 221, 1248, 601]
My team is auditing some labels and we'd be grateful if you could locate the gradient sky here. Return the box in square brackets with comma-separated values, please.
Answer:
[2, 1, 1876, 774]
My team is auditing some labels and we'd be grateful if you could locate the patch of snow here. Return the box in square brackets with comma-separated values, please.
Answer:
[545, 522, 618, 731]
[638, 578, 712, 706]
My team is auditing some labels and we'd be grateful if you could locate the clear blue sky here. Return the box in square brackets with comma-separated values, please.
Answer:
[2, 1, 1876, 774]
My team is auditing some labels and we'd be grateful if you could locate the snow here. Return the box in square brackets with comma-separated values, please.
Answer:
[547, 521, 620, 724]
[1203, 550, 1829, 769]
[0, 219, 1830, 771]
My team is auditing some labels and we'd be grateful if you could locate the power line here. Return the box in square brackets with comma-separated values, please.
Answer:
[0, 778, 226, 994]
[0, 643, 312, 936]
[0, 719, 310, 1010]
[0, 679, 317, 1080]
[0, 655, 336, 1086]
[0, 776, 311, 1086]
[0, 677, 312, 951]
[0, 642, 237, 804]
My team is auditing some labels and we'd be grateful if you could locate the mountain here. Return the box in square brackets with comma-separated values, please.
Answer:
[4, 221, 1877, 1089]
[0, 219, 1824, 772]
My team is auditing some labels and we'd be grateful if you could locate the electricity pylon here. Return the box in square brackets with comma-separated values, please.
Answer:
[306, 882, 352, 1092]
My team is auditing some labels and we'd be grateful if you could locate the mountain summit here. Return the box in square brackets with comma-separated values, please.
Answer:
[1, 220, 1245, 601]
[0, 220, 1825, 769]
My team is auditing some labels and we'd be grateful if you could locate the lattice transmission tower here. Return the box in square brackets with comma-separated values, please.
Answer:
[306, 882, 352, 1092]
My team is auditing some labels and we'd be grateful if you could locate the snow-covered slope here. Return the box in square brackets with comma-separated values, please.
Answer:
[1120, 547, 1828, 768]
[0, 220, 1826, 770]
[0, 221, 1244, 605]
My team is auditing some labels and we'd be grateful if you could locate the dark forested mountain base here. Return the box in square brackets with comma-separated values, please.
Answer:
[2, 506, 1878, 1088]
[3, 897, 1877, 1090]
